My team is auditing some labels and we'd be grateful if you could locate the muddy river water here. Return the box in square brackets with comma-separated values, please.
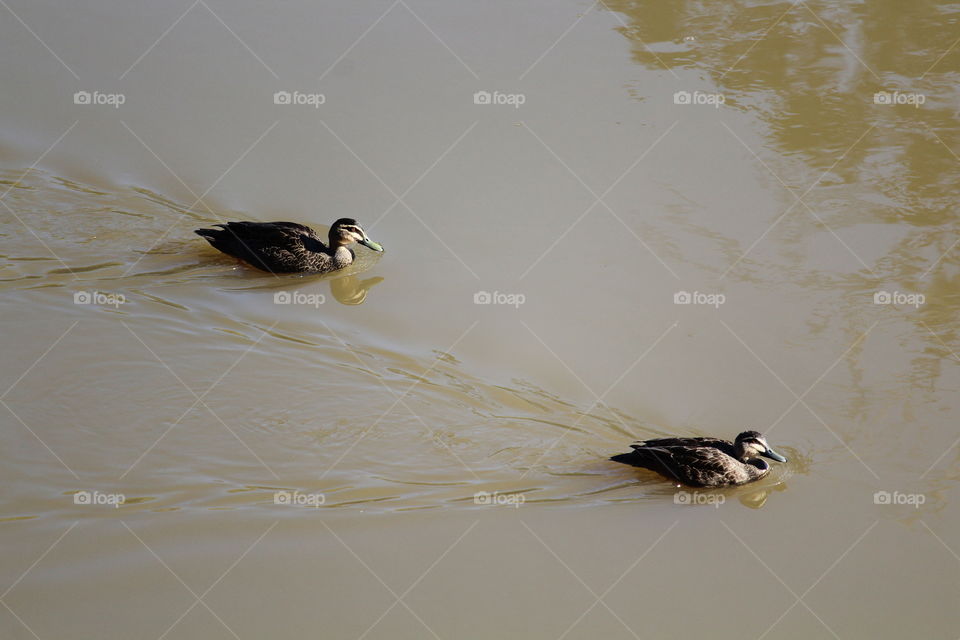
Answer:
[1, 1, 958, 638]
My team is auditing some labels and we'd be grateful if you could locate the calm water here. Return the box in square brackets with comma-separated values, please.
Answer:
[2, 1, 958, 637]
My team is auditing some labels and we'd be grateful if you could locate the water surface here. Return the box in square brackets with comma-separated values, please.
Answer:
[1, 1, 958, 637]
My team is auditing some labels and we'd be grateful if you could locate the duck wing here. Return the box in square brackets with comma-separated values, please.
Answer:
[195, 221, 327, 272]
[655, 447, 746, 486]
[631, 437, 734, 455]
[611, 444, 748, 487]
[246, 221, 324, 240]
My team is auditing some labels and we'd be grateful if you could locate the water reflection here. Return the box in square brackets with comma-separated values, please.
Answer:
[606, 0, 959, 237]
[738, 481, 788, 509]
[230, 270, 385, 306]
[604, 0, 960, 440]
[631, 478, 790, 509]
[329, 274, 384, 305]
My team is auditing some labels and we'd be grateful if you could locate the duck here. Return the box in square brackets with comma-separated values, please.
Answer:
[194, 218, 383, 273]
[610, 430, 787, 488]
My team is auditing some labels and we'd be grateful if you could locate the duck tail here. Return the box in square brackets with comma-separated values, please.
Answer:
[194, 227, 224, 243]
[610, 452, 638, 466]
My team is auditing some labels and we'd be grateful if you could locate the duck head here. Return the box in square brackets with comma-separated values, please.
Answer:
[734, 431, 787, 463]
[329, 218, 383, 252]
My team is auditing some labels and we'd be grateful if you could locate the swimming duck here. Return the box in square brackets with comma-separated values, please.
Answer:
[194, 218, 383, 273]
[610, 430, 787, 488]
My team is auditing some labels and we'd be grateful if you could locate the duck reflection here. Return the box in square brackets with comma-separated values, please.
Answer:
[235, 270, 385, 306]
[329, 274, 384, 305]
[658, 481, 787, 509]
[735, 445, 810, 508]
[737, 482, 788, 509]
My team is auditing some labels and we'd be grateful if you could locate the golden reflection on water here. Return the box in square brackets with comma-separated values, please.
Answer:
[329, 274, 385, 305]
[226, 270, 386, 306]
[605, 0, 960, 435]
[608, 0, 959, 257]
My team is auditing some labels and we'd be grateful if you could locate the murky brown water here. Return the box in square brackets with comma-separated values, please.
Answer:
[2, 1, 959, 638]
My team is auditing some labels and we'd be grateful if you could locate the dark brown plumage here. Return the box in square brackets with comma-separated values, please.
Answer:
[610, 430, 788, 487]
[194, 218, 382, 273]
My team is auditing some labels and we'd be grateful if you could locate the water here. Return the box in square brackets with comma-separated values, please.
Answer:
[2, 1, 958, 637]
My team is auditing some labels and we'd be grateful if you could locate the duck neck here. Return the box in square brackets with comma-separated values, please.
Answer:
[747, 458, 770, 474]
[331, 245, 354, 268]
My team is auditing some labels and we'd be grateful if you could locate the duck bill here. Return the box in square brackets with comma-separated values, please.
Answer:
[358, 238, 383, 252]
[761, 448, 787, 463]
